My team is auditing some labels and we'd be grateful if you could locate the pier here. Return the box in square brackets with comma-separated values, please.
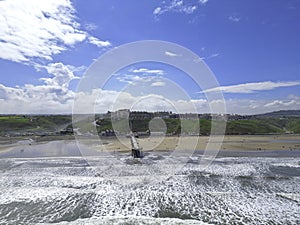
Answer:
[130, 135, 143, 158]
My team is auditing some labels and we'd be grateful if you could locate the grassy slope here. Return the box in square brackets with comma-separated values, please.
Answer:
[286, 118, 300, 133]
[226, 119, 283, 135]
[95, 117, 300, 135]
[0, 115, 71, 134]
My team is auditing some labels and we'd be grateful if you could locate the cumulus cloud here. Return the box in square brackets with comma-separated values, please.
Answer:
[1, 78, 300, 114]
[88, 36, 111, 47]
[0, 82, 206, 114]
[0, 0, 110, 64]
[0, 83, 75, 114]
[0, 62, 80, 113]
[202, 81, 300, 94]
[40, 63, 80, 89]
[151, 81, 166, 87]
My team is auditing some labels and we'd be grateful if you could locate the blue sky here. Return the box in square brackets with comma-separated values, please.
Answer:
[0, 0, 300, 114]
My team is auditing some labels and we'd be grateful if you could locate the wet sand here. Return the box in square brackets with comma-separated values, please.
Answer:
[99, 135, 300, 152]
[0, 135, 300, 156]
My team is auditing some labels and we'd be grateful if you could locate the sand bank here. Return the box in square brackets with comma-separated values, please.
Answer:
[96, 135, 300, 152]
[0, 135, 299, 155]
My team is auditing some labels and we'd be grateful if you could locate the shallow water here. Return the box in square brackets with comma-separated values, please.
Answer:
[0, 142, 299, 224]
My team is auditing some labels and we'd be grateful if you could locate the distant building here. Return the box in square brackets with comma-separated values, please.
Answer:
[179, 113, 198, 119]
[130, 111, 152, 120]
[111, 109, 130, 120]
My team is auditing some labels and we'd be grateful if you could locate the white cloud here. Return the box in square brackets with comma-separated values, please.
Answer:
[85, 23, 98, 31]
[1, 78, 300, 114]
[114, 75, 164, 86]
[0, 61, 81, 113]
[0, 83, 75, 114]
[114, 68, 165, 86]
[40, 63, 80, 89]
[202, 81, 300, 94]
[153, 7, 162, 15]
[115, 74, 146, 84]
[165, 51, 179, 57]
[183, 5, 197, 14]
[208, 53, 220, 59]
[65, 65, 87, 74]
[228, 15, 241, 22]
[88, 36, 111, 47]
[151, 81, 166, 87]
[153, 0, 198, 17]
[264, 100, 296, 108]
[215, 98, 300, 115]
[0, 0, 110, 64]
[132, 68, 165, 75]
[287, 94, 300, 100]
[199, 0, 209, 5]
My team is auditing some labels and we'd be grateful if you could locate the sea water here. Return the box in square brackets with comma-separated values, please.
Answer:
[0, 142, 299, 224]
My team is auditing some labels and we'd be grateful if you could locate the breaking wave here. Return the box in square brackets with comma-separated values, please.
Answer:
[0, 152, 299, 224]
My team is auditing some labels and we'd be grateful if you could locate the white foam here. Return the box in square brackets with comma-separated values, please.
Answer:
[272, 162, 300, 168]
[276, 193, 300, 203]
[0, 187, 82, 204]
[38, 216, 212, 225]
[0, 156, 299, 224]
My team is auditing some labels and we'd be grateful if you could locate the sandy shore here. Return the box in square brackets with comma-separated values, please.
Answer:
[0, 135, 300, 154]
[96, 135, 300, 152]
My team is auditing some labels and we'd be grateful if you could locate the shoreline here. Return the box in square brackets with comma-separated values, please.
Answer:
[95, 134, 300, 152]
[0, 134, 299, 155]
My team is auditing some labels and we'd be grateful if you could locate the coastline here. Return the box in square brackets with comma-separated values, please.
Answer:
[0, 134, 299, 155]
[93, 134, 300, 152]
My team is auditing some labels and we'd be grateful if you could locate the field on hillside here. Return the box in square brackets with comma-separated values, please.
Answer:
[1, 114, 299, 136]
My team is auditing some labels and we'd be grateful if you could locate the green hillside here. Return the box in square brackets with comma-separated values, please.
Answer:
[286, 118, 300, 133]
[225, 119, 283, 135]
[256, 110, 300, 118]
[1, 111, 300, 136]
[0, 115, 71, 135]
[92, 117, 300, 135]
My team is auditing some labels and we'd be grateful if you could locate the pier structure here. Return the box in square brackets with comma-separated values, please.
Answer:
[130, 134, 143, 158]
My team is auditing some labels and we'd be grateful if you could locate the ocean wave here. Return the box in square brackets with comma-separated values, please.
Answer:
[271, 162, 300, 169]
[276, 193, 300, 203]
[0, 157, 299, 224]
[38, 216, 211, 225]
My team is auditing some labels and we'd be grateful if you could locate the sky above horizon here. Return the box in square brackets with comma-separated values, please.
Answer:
[0, 0, 300, 114]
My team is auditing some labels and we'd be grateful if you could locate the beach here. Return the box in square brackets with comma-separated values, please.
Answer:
[0, 135, 300, 155]
[94, 134, 300, 152]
